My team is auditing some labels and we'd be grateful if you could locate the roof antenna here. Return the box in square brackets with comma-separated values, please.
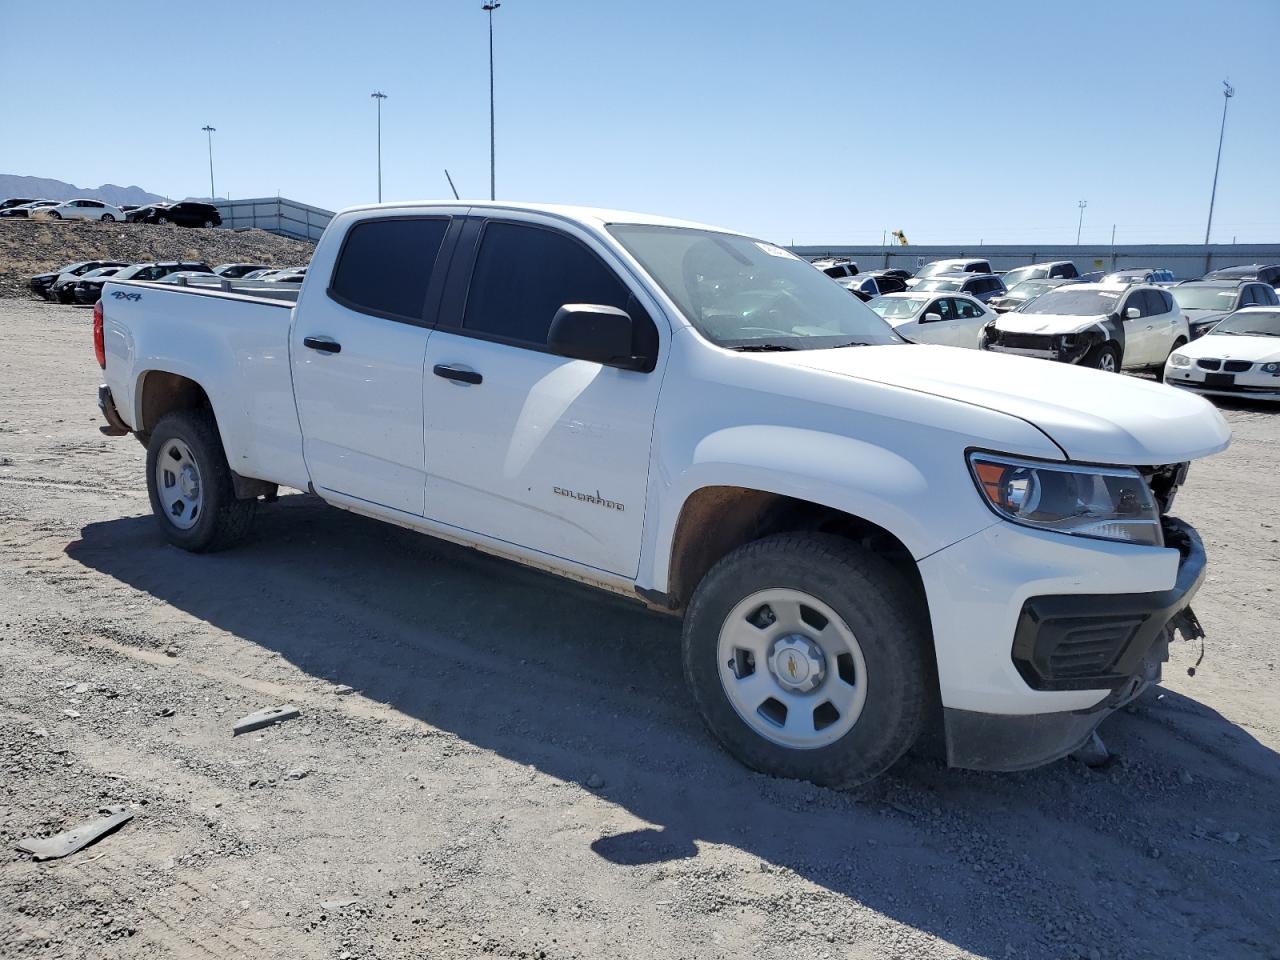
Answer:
[444, 169, 460, 201]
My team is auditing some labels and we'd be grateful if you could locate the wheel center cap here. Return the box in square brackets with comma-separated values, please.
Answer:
[179, 465, 199, 499]
[768, 635, 825, 693]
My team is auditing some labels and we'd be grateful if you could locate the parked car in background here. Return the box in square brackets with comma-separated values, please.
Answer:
[857, 270, 909, 294]
[0, 200, 60, 219]
[989, 277, 1077, 314]
[213, 263, 270, 279]
[1, 197, 37, 210]
[263, 267, 308, 283]
[1165, 307, 1280, 402]
[29, 260, 129, 300]
[984, 283, 1187, 374]
[1172, 280, 1280, 338]
[835, 275, 881, 301]
[811, 257, 859, 279]
[73, 261, 214, 303]
[1201, 263, 1280, 289]
[910, 272, 1007, 304]
[1101, 267, 1176, 285]
[31, 199, 127, 222]
[51, 264, 128, 303]
[906, 258, 992, 287]
[867, 291, 993, 348]
[129, 201, 222, 228]
[1001, 261, 1080, 287]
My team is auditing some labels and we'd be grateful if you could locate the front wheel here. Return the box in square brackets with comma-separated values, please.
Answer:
[1083, 342, 1120, 372]
[157, 217, 170, 225]
[203, 220, 215, 228]
[683, 534, 930, 788]
[145, 410, 255, 552]
[101, 213, 115, 222]
[46, 210, 61, 220]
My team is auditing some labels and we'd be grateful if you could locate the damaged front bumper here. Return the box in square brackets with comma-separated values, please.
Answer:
[943, 519, 1207, 771]
[982, 329, 1094, 365]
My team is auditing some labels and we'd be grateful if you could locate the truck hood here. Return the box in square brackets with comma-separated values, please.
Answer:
[774, 343, 1231, 465]
[992, 311, 1102, 335]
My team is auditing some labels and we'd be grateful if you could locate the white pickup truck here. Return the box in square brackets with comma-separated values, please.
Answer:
[95, 201, 1231, 786]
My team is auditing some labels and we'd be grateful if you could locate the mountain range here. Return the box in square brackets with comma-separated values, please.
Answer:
[0, 174, 168, 208]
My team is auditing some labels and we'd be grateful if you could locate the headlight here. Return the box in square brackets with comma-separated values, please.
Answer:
[968, 452, 1162, 546]
[1263, 362, 1279, 375]
[1169, 353, 1192, 368]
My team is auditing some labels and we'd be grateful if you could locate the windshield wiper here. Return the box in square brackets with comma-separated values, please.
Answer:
[730, 343, 798, 352]
[827, 340, 875, 349]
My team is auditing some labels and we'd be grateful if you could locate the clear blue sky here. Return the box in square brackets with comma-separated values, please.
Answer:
[3, 0, 1277, 244]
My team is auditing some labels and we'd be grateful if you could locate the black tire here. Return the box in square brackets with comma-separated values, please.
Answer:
[157, 217, 170, 225]
[1155, 338, 1186, 383]
[145, 410, 255, 552]
[1083, 342, 1120, 373]
[203, 220, 215, 229]
[683, 533, 930, 788]
[101, 214, 115, 222]
[47, 210, 61, 219]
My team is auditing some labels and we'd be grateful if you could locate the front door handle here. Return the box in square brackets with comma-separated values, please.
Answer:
[303, 336, 341, 354]
[433, 364, 482, 385]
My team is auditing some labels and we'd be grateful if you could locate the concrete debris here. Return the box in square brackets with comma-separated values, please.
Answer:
[586, 773, 605, 789]
[232, 704, 300, 736]
[17, 806, 133, 861]
[286, 767, 310, 780]
[332, 684, 355, 696]
[62, 709, 80, 719]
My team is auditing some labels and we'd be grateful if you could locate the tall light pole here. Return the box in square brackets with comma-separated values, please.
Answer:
[371, 91, 388, 203]
[1204, 80, 1235, 245]
[482, 2, 500, 200]
[1076, 199, 1087, 245]
[201, 125, 216, 200]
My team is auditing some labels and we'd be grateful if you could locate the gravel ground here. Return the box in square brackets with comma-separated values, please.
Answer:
[0, 220, 314, 299]
[0, 298, 1277, 960]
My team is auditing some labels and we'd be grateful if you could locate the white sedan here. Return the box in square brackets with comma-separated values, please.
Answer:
[30, 199, 127, 222]
[1164, 306, 1280, 402]
[867, 291, 993, 348]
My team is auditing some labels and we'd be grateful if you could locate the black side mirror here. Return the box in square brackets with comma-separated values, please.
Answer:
[548, 304, 651, 371]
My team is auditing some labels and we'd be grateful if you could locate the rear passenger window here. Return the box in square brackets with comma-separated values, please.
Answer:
[462, 221, 632, 346]
[329, 217, 450, 321]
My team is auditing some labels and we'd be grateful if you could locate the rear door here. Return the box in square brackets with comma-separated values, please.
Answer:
[291, 213, 458, 515]
[420, 214, 666, 577]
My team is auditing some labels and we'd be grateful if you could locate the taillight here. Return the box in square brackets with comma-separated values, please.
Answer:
[93, 300, 106, 368]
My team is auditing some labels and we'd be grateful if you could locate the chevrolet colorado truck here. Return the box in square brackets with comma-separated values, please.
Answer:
[94, 202, 1231, 786]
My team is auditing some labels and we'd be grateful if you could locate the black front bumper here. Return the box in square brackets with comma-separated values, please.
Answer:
[945, 518, 1206, 772]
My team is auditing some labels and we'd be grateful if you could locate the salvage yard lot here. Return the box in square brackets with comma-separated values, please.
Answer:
[0, 298, 1277, 959]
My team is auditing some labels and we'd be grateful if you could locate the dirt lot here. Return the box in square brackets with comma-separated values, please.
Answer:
[0, 298, 1277, 960]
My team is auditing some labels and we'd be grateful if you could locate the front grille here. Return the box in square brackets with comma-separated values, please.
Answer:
[1197, 358, 1222, 370]
[995, 333, 1055, 350]
[1224, 360, 1252, 373]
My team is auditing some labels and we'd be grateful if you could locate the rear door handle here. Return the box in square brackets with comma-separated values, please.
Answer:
[303, 336, 341, 354]
[433, 364, 482, 385]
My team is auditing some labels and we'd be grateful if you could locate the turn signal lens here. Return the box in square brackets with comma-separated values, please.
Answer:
[968, 453, 1162, 547]
[93, 300, 105, 369]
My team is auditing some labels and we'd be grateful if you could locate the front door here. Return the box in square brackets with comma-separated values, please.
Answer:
[421, 216, 665, 577]
[291, 213, 457, 515]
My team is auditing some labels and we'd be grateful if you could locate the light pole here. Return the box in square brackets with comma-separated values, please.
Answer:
[201, 125, 216, 200]
[371, 91, 388, 203]
[1076, 199, 1087, 245]
[1204, 80, 1235, 245]
[483, 2, 500, 200]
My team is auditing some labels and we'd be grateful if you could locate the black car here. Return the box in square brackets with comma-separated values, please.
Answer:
[129, 201, 222, 228]
[1, 197, 37, 210]
[1172, 279, 1280, 338]
[29, 260, 127, 300]
[1202, 263, 1280, 288]
[1, 199, 58, 219]
[858, 270, 909, 294]
[213, 263, 268, 279]
[51, 264, 129, 303]
[73, 261, 214, 303]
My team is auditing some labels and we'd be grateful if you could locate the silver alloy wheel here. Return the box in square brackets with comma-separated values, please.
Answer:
[101, 214, 114, 221]
[717, 588, 869, 749]
[203, 220, 214, 228]
[155, 438, 203, 530]
[1098, 352, 1117, 372]
[158, 217, 169, 225]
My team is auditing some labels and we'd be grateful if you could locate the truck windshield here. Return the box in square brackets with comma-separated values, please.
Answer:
[608, 224, 903, 349]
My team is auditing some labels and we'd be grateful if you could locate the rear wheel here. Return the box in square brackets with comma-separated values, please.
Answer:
[683, 533, 929, 788]
[1083, 342, 1120, 372]
[101, 213, 115, 222]
[145, 410, 255, 552]
[203, 220, 215, 228]
[47, 210, 61, 220]
[157, 216, 170, 225]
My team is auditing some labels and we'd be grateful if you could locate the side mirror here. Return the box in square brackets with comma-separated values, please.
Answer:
[922, 312, 942, 324]
[1125, 307, 1141, 319]
[548, 304, 649, 371]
